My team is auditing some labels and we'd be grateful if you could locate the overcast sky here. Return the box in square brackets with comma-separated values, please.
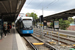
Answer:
[20, 0, 75, 18]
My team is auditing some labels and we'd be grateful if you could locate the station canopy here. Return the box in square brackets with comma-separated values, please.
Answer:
[0, 0, 26, 22]
[36, 9, 75, 22]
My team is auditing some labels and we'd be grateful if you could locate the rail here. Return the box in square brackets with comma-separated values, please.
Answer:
[23, 37, 38, 50]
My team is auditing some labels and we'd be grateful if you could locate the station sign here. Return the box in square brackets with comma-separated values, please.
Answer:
[54, 21, 59, 28]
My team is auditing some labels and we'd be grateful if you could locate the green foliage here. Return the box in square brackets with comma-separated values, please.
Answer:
[50, 22, 53, 27]
[68, 17, 74, 23]
[50, 19, 70, 30]
[59, 19, 70, 30]
[26, 12, 38, 19]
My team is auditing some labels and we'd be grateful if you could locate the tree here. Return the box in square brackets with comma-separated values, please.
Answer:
[68, 17, 74, 23]
[59, 19, 70, 30]
[26, 12, 38, 19]
[29, 12, 38, 19]
[50, 22, 53, 27]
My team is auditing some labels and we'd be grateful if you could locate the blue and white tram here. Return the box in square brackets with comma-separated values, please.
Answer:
[15, 17, 33, 34]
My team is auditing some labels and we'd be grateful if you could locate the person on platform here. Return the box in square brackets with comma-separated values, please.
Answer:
[7, 24, 11, 33]
[3, 24, 7, 37]
[12, 25, 15, 33]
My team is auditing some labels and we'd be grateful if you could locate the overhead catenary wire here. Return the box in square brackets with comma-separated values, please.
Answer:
[43, 0, 59, 9]
[36, 0, 45, 8]
[34, 0, 59, 14]
[44, 0, 57, 9]
[25, 0, 33, 8]
[37, 0, 59, 17]
[25, 0, 58, 11]
[25, 0, 40, 16]
[24, 0, 59, 17]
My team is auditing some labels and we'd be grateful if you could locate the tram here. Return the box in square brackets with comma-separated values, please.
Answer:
[15, 17, 33, 34]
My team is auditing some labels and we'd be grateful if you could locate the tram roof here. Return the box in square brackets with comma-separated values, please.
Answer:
[15, 17, 33, 23]
[21, 17, 33, 19]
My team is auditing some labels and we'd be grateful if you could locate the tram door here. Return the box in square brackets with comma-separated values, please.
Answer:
[0, 19, 3, 39]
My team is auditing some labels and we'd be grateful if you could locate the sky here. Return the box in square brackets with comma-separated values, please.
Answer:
[20, 0, 75, 18]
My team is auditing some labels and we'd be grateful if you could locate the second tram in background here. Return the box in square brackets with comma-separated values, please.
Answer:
[15, 17, 33, 35]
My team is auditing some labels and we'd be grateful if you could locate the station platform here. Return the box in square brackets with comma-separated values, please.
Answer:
[0, 29, 27, 50]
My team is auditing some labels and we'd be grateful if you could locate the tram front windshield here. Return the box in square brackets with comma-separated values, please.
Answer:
[23, 20, 32, 28]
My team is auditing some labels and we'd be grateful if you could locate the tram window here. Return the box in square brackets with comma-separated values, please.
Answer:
[21, 23, 23, 28]
[23, 19, 31, 20]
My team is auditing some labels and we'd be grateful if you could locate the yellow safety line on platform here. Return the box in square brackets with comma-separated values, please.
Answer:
[32, 43, 44, 45]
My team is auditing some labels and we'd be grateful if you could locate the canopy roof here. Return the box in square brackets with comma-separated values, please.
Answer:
[0, 0, 26, 22]
[36, 9, 75, 22]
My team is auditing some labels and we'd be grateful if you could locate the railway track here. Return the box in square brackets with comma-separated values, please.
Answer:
[45, 35, 74, 45]
[23, 36, 52, 50]
[51, 34, 75, 42]
[34, 28, 75, 43]
[33, 34, 71, 50]
[33, 28, 75, 50]
[34, 32, 74, 45]
[23, 36, 37, 50]
[44, 28, 75, 35]
[32, 34, 70, 50]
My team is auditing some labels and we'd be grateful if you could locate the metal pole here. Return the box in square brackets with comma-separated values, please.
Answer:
[33, 13, 35, 27]
[40, 19, 43, 38]
[40, 7, 44, 38]
[57, 32, 59, 45]
[40, 18, 42, 38]
[33, 11, 35, 27]
[33, 10, 36, 28]
[74, 19, 75, 25]
[41, 22, 43, 38]
[41, 7, 43, 38]
[51, 31, 53, 41]
[42, 7, 43, 15]
[34, 13, 36, 28]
